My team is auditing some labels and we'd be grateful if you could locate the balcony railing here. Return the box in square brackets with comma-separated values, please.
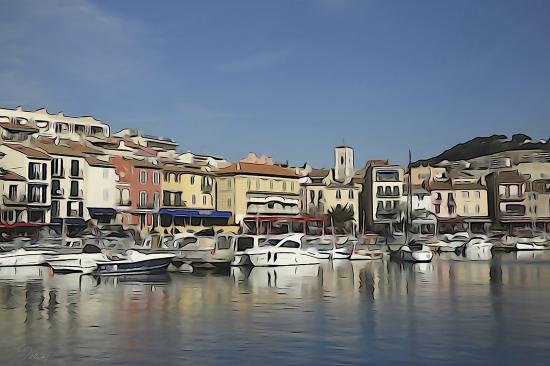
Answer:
[2, 194, 27, 205]
[499, 194, 524, 201]
[376, 191, 400, 198]
[117, 200, 132, 207]
[138, 201, 156, 209]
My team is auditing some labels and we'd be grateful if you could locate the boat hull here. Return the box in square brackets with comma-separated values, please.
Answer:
[231, 253, 250, 266]
[94, 254, 175, 275]
[516, 242, 550, 251]
[47, 254, 104, 274]
[248, 250, 329, 267]
[0, 250, 54, 267]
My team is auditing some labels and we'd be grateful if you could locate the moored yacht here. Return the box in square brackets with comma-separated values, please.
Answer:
[46, 244, 107, 274]
[0, 247, 56, 267]
[246, 233, 330, 267]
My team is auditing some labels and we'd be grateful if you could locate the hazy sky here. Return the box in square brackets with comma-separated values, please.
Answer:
[0, 0, 549, 167]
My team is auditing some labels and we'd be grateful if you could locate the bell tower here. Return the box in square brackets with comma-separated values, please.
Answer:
[334, 146, 353, 182]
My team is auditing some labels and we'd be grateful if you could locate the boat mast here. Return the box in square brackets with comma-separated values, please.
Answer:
[405, 149, 412, 243]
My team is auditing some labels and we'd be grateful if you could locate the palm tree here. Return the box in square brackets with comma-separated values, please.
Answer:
[327, 204, 355, 233]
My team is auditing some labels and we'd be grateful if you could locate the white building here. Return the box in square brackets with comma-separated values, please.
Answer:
[0, 106, 110, 141]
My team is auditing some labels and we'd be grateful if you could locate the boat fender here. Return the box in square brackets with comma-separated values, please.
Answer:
[210, 248, 216, 255]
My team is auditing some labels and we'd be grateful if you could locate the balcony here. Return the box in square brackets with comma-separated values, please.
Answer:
[376, 207, 401, 220]
[138, 201, 156, 209]
[69, 168, 84, 179]
[2, 194, 27, 205]
[376, 190, 400, 198]
[117, 200, 132, 207]
[501, 204, 526, 217]
[51, 188, 65, 198]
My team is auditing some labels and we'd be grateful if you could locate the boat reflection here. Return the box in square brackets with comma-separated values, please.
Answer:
[0, 265, 51, 283]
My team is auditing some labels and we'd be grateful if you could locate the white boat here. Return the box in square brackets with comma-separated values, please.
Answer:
[170, 232, 235, 266]
[306, 236, 353, 260]
[46, 244, 107, 274]
[231, 235, 269, 266]
[464, 236, 493, 250]
[516, 242, 550, 251]
[439, 233, 469, 252]
[0, 248, 56, 267]
[349, 241, 384, 260]
[245, 233, 330, 267]
[94, 250, 175, 275]
[390, 241, 433, 263]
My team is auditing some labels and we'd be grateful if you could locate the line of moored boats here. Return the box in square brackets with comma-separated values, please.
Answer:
[1, 229, 548, 275]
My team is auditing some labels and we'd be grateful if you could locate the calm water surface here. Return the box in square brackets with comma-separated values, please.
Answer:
[1, 251, 550, 365]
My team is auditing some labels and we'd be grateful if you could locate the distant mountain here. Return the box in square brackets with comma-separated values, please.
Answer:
[412, 134, 550, 167]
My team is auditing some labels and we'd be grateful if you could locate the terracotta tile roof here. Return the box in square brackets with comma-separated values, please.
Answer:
[130, 158, 161, 169]
[85, 156, 114, 168]
[3, 143, 51, 160]
[453, 182, 486, 190]
[309, 168, 330, 178]
[0, 169, 26, 181]
[497, 170, 527, 184]
[0, 122, 39, 132]
[216, 162, 299, 178]
[33, 139, 103, 157]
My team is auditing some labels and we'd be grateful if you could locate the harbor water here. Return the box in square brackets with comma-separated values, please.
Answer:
[1, 251, 550, 365]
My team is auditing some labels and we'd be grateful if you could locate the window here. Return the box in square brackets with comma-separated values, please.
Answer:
[475, 191, 481, 199]
[256, 179, 260, 190]
[270, 180, 274, 190]
[475, 204, 480, 213]
[510, 185, 519, 196]
[462, 191, 469, 198]
[203, 196, 207, 205]
[377, 201, 384, 211]
[349, 190, 354, 199]
[319, 190, 324, 200]
[435, 192, 442, 200]
[393, 186, 399, 196]
[280, 240, 300, 248]
[102, 189, 109, 201]
[227, 198, 232, 208]
[140, 170, 147, 184]
[217, 236, 232, 250]
[70, 160, 80, 177]
[70, 181, 79, 197]
[336, 190, 341, 200]
[435, 204, 441, 214]
[309, 190, 315, 202]
[152, 171, 160, 185]
[464, 205, 468, 214]
[283, 181, 287, 191]
[52, 158, 63, 177]
[190, 176, 195, 185]
[8, 185, 17, 200]
[139, 191, 147, 206]
[153, 192, 160, 207]
[247, 178, 251, 190]
[103, 168, 109, 179]
[228, 179, 232, 189]
[291, 182, 295, 191]
[192, 194, 196, 205]
[449, 205, 455, 214]
[29, 162, 46, 180]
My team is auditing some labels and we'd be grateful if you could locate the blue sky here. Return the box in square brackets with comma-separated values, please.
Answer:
[0, 0, 549, 167]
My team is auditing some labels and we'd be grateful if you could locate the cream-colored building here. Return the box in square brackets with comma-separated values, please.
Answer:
[301, 146, 362, 229]
[0, 106, 109, 141]
[0, 143, 52, 223]
[216, 162, 301, 224]
[0, 168, 28, 224]
[410, 165, 446, 186]
[84, 156, 119, 223]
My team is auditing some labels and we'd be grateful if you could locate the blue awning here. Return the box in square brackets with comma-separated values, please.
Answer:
[88, 208, 117, 217]
[159, 208, 232, 219]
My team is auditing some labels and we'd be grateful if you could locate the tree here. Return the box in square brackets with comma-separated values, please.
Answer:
[327, 204, 355, 234]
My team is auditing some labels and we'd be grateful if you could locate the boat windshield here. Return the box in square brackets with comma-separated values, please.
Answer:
[264, 238, 281, 246]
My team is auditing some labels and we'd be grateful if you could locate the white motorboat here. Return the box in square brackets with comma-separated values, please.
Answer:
[0, 248, 56, 267]
[306, 236, 353, 260]
[464, 236, 494, 250]
[94, 250, 175, 275]
[516, 233, 550, 251]
[349, 241, 384, 260]
[245, 233, 330, 267]
[230, 235, 269, 266]
[46, 244, 107, 274]
[390, 240, 433, 263]
[170, 232, 235, 266]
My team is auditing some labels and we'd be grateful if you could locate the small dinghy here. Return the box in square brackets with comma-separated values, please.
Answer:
[94, 250, 175, 275]
[47, 244, 107, 274]
[0, 247, 56, 267]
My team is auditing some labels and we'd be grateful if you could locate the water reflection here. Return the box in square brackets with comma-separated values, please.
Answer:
[1, 252, 550, 365]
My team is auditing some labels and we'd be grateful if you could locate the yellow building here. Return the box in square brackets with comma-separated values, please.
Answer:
[215, 162, 301, 224]
[159, 163, 232, 233]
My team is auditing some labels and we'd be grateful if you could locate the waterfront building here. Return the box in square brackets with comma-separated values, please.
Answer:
[527, 180, 550, 230]
[111, 156, 162, 235]
[32, 138, 105, 225]
[84, 156, 118, 224]
[410, 165, 447, 186]
[215, 161, 301, 225]
[301, 146, 362, 231]
[0, 106, 109, 141]
[362, 160, 405, 234]
[428, 179, 458, 232]
[452, 181, 490, 232]
[0, 143, 51, 223]
[158, 163, 230, 233]
[0, 168, 28, 224]
[486, 170, 529, 230]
